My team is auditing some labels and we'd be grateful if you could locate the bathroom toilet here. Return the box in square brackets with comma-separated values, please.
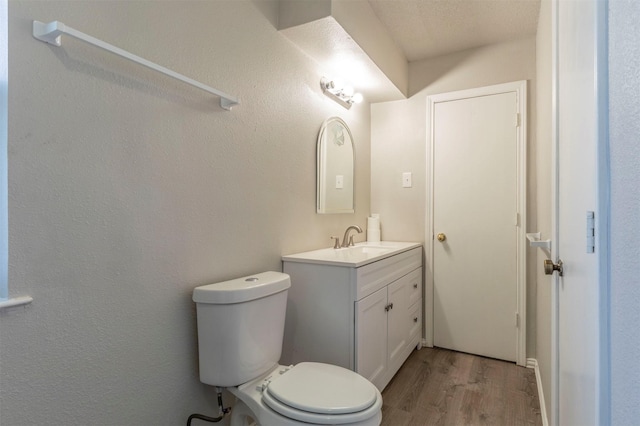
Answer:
[193, 271, 382, 426]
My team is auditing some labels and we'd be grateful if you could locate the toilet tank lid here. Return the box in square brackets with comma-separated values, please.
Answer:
[192, 271, 291, 304]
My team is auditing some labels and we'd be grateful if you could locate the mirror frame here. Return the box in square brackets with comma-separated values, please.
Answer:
[316, 117, 355, 214]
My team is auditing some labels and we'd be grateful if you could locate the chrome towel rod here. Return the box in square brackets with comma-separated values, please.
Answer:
[32, 20, 239, 111]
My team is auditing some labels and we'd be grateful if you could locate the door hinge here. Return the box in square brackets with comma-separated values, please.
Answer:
[515, 312, 520, 328]
[515, 113, 521, 127]
[515, 212, 520, 227]
[586, 211, 595, 253]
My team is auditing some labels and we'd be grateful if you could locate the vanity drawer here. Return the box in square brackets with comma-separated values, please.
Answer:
[406, 268, 422, 307]
[408, 301, 422, 343]
[356, 247, 422, 300]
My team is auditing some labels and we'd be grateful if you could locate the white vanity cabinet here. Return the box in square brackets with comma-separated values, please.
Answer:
[281, 243, 422, 391]
[356, 267, 422, 390]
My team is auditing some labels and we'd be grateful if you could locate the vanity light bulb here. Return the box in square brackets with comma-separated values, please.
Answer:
[342, 85, 354, 97]
[332, 78, 344, 91]
[352, 93, 364, 104]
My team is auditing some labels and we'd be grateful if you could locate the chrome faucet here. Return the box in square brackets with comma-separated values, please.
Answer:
[341, 225, 363, 248]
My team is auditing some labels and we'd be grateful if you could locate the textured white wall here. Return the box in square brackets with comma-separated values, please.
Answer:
[371, 37, 538, 355]
[0, 1, 371, 425]
[609, 0, 640, 422]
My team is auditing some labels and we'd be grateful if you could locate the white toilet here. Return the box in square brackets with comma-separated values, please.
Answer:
[193, 271, 383, 426]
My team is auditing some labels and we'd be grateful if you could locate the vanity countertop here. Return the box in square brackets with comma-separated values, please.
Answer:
[282, 241, 422, 268]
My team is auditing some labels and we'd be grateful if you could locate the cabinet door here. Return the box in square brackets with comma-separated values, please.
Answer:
[355, 287, 387, 388]
[387, 275, 410, 373]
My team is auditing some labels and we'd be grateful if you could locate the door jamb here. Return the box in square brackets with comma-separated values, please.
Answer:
[550, 0, 559, 422]
[425, 81, 528, 366]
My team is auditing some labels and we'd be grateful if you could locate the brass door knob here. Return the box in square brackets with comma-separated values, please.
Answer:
[437, 233, 447, 242]
[544, 259, 564, 276]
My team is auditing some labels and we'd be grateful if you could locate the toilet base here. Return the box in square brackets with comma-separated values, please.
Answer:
[229, 399, 258, 426]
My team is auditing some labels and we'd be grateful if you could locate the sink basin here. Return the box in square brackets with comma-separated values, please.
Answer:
[282, 241, 421, 267]
[344, 245, 397, 255]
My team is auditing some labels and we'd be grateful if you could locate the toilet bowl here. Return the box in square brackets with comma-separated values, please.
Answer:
[192, 271, 382, 426]
[228, 363, 382, 426]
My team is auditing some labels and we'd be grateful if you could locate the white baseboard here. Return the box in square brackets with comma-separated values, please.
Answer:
[526, 358, 549, 426]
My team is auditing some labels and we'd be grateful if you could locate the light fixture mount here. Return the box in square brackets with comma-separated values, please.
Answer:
[320, 77, 363, 109]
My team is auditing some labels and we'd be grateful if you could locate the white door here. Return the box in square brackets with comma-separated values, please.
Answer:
[429, 83, 526, 364]
[552, 0, 608, 424]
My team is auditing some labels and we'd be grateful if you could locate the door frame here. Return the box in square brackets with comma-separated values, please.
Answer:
[425, 81, 528, 366]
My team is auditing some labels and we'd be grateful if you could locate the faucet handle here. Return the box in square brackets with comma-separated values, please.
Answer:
[331, 236, 341, 249]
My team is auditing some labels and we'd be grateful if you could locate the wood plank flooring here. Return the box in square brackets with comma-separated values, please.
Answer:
[380, 347, 542, 426]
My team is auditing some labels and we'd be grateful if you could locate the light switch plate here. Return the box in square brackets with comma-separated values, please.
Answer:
[402, 172, 412, 188]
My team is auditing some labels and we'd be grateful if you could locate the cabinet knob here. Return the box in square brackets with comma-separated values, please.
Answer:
[414, 317, 418, 323]
[413, 283, 418, 289]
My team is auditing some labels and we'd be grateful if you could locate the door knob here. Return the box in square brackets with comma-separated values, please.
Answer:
[436, 233, 446, 242]
[544, 259, 564, 276]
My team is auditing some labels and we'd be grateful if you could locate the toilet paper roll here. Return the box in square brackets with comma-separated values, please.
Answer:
[367, 216, 380, 231]
[367, 228, 381, 243]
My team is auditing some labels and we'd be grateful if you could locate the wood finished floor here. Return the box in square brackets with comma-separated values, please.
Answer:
[380, 347, 542, 426]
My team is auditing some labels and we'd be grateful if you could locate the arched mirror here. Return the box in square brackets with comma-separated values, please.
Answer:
[317, 117, 355, 214]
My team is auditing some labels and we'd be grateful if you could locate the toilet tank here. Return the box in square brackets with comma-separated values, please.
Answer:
[192, 271, 291, 387]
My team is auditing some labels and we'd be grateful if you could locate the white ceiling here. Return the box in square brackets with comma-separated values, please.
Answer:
[367, 0, 541, 62]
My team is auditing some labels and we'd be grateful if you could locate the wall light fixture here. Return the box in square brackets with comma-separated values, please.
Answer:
[320, 77, 363, 109]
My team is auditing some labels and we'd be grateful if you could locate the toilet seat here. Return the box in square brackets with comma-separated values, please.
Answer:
[261, 362, 381, 425]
